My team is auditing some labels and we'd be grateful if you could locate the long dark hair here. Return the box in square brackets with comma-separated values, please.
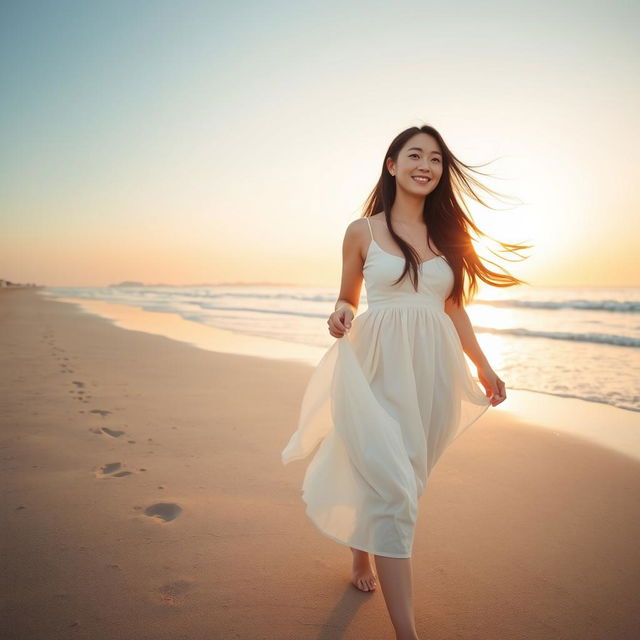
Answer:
[362, 124, 532, 305]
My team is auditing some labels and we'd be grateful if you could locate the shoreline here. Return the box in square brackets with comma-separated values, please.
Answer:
[38, 291, 327, 367]
[2, 287, 639, 639]
[38, 290, 640, 462]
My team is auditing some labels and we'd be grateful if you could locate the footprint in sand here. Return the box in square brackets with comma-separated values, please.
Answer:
[70, 382, 90, 401]
[90, 409, 111, 417]
[89, 427, 125, 438]
[144, 503, 182, 522]
[101, 427, 125, 438]
[158, 580, 193, 605]
[95, 462, 133, 478]
[100, 462, 121, 474]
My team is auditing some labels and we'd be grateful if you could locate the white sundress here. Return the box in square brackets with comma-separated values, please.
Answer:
[281, 217, 491, 558]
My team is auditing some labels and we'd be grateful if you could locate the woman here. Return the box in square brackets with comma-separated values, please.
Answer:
[281, 124, 529, 640]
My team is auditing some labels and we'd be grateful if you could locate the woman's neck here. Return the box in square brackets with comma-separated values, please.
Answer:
[389, 191, 425, 225]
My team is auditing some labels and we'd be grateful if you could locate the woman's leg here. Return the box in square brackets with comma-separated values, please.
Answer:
[374, 554, 420, 640]
[350, 547, 377, 591]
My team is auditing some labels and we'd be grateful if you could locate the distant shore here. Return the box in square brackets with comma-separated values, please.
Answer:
[0, 283, 43, 290]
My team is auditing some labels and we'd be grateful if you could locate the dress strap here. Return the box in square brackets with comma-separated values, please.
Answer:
[365, 217, 374, 242]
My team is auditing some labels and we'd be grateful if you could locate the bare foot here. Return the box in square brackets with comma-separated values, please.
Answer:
[350, 547, 377, 592]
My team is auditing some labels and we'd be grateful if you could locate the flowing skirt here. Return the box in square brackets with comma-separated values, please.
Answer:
[281, 306, 491, 557]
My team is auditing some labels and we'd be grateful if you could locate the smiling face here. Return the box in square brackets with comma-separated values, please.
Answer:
[386, 132, 443, 196]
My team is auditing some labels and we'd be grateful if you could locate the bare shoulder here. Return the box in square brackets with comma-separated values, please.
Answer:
[343, 218, 370, 262]
[344, 217, 372, 241]
[368, 212, 387, 231]
[346, 215, 383, 235]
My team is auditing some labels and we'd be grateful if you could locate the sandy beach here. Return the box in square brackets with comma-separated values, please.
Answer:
[1, 287, 639, 640]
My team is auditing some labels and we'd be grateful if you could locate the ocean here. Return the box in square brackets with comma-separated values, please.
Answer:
[40, 284, 640, 414]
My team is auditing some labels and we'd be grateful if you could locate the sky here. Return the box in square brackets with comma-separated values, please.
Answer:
[1, 0, 639, 288]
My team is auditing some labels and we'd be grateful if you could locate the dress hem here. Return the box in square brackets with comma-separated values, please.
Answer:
[302, 501, 413, 559]
[450, 401, 492, 448]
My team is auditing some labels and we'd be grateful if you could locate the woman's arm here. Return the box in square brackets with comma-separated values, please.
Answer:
[443, 298, 489, 369]
[445, 298, 507, 406]
[327, 220, 366, 338]
[334, 220, 366, 315]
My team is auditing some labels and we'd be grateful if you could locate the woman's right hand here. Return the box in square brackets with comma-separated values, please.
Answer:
[327, 306, 354, 339]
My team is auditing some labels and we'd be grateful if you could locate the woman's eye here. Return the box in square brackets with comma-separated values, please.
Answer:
[410, 153, 420, 159]
[432, 158, 441, 163]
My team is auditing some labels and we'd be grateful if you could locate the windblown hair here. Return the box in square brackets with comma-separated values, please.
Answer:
[362, 124, 532, 306]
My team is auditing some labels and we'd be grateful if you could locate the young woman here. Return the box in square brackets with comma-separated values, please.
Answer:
[281, 124, 529, 640]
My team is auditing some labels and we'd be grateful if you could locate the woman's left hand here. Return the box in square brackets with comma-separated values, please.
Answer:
[477, 364, 507, 406]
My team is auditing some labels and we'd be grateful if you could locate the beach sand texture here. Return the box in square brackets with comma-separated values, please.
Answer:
[1, 287, 639, 640]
